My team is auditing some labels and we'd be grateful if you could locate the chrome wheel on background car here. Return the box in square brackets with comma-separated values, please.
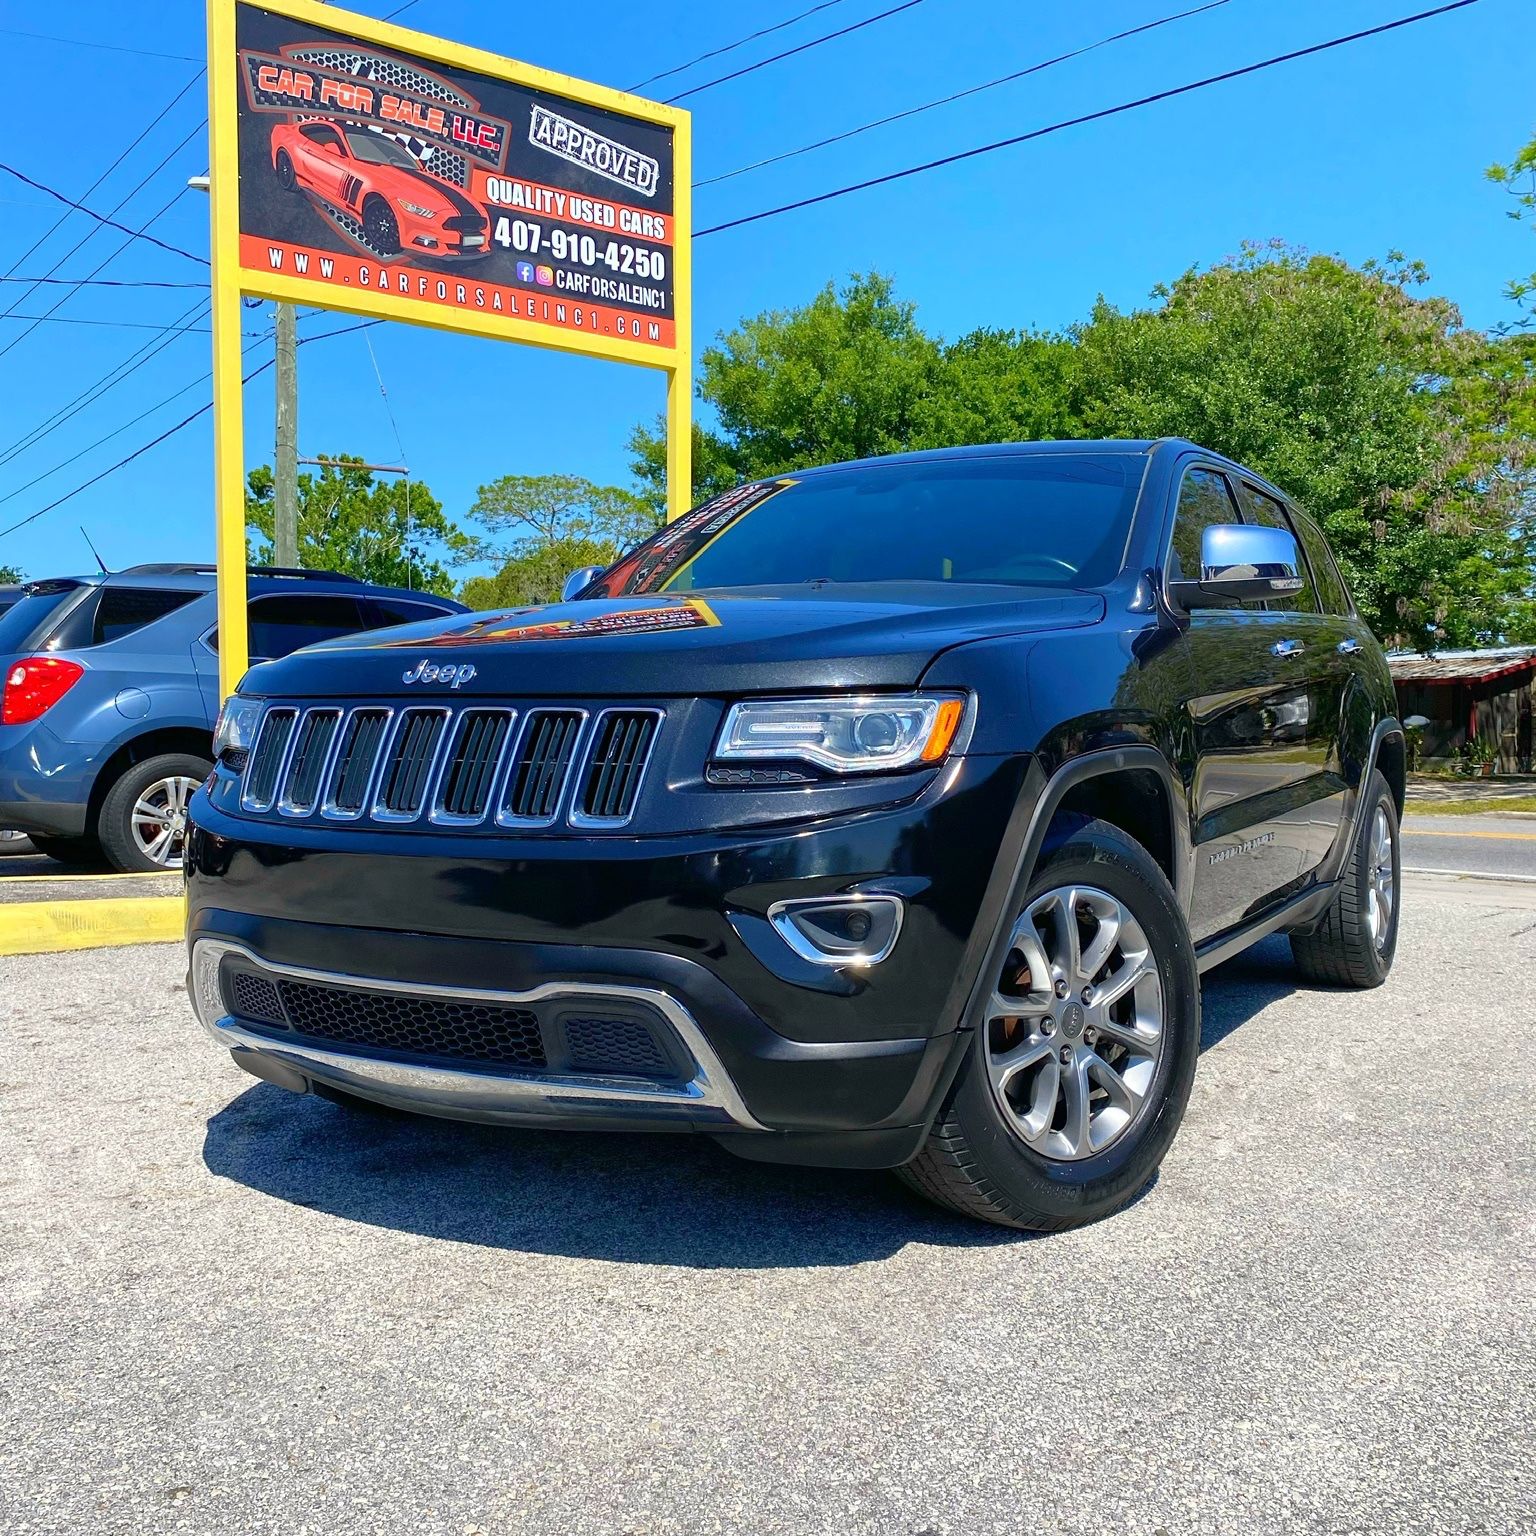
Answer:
[131, 774, 200, 867]
[984, 885, 1165, 1161]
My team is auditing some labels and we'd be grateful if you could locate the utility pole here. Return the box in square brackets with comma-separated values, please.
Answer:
[273, 301, 299, 566]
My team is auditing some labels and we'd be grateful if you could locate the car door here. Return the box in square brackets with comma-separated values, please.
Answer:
[1234, 484, 1349, 878]
[1168, 465, 1311, 942]
[299, 124, 352, 203]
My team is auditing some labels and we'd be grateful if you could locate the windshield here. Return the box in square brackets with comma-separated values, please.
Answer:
[588, 453, 1146, 597]
[345, 131, 420, 171]
[0, 582, 84, 654]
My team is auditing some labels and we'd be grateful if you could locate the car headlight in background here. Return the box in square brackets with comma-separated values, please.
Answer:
[213, 696, 264, 759]
[397, 199, 438, 218]
[714, 694, 967, 775]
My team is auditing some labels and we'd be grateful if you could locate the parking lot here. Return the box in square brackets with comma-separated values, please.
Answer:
[1, 870, 1532, 1535]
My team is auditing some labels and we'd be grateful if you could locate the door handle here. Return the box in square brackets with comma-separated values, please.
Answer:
[1336, 638, 1362, 656]
[1270, 638, 1306, 659]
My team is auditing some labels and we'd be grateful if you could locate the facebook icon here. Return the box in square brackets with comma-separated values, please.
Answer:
[516, 261, 535, 283]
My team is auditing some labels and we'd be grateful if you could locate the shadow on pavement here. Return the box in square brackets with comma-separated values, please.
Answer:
[202, 1083, 1046, 1267]
[199, 941, 1298, 1265]
[1198, 933, 1304, 1052]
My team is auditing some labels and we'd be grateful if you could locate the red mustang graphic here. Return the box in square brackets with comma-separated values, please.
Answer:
[270, 121, 489, 260]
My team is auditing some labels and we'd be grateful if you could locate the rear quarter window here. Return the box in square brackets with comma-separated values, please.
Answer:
[91, 587, 201, 645]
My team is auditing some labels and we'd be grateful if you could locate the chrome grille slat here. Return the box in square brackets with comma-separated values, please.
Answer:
[325, 709, 390, 816]
[435, 709, 514, 823]
[501, 709, 585, 825]
[279, 710, 342, 814]
[375, 709, 449, 820]
[576, 709, 662, 825]
[243, 709, 298, 812]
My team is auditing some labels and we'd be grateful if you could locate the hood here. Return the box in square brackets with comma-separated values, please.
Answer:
[372, 165, 482, 221]
[241, 583, 1105, 699]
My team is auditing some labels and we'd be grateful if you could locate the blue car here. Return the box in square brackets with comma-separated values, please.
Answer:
[0, 564, 464, 871]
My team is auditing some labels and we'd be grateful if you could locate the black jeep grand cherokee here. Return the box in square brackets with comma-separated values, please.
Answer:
[186, 439, 1403, 1230]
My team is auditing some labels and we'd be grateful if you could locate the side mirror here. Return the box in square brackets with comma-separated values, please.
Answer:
[560, 565, 604, 602]
[1170, 523, 1306, 609]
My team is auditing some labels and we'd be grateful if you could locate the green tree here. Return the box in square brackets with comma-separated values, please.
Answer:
[911, 328, 1078, 449]
[245, 456, 471, 597]
[1071, 243, 1535, 648]
[1487, 129, 1536, 325]
[460, 473, 657, 609]
[629, 272, 943, 504]
[0, 564, 23, 583]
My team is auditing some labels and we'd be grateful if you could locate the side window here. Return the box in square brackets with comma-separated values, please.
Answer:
[1169, 468, 1242, 585]
[91, 587, 200, 645]
[301, 123, 343, 151]
[1287, 510, 1352, 616]
[361, 598, 452, 630]
[1237, 485, 1318, 615]
[247, 595, 366, 660]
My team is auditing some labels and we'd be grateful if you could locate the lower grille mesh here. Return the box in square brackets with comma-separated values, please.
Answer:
[276, 979, 547, 1068]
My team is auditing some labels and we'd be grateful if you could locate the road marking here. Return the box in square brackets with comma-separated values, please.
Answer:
[1402, 866, 1536, 884]
[0, 869, 178, 884]
[1403, 826, 1536, 841]
[0, 896, 182, 955]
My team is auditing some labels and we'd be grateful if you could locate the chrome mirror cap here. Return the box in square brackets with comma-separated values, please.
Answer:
[560, 566, 605, 602]
[1172, 523, 1307, 608]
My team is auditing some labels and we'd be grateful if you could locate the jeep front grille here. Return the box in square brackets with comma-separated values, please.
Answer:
[232, 700, 662, 831]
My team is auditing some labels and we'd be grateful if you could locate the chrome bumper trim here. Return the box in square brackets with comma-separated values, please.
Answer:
[189, 938, 764, 1130]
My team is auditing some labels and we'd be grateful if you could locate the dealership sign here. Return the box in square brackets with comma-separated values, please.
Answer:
[224, 0, 684, 352]
[205, 0, 692, 696]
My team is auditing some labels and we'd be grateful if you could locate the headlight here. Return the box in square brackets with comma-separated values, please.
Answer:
[397, 199, 437, 218]
[714, 694, 967, 775]
[213, 696, 264, 758]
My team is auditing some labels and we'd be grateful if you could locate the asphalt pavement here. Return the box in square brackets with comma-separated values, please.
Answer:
[1401, 813, 1536, 881]
[1, 872, 1532, 1535]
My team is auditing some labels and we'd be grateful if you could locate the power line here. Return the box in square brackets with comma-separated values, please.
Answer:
[0, 161, 209, 267]
[697, 0, 1235, 187]
[0, 313, 260, 335]
[663, 0, 928, 104]
[0, 320, 383, 541]
[0, 27, 203, 63]
[695, 0, 1484, 236]
[629, 0, 855, 91]
[0, 276, 209, 290]
[0, 70, 204, 288]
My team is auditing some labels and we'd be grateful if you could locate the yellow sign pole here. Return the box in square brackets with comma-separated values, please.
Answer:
[207, 0, 250, 703]
[665, 114, 692, 524]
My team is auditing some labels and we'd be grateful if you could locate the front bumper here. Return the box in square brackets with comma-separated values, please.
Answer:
[184, 753, 1031, 1165]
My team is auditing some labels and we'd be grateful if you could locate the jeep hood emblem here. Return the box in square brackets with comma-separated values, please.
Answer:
[402, 659, 477, 689]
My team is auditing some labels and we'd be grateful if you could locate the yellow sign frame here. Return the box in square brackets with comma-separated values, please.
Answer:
[205, 0, 692, 699]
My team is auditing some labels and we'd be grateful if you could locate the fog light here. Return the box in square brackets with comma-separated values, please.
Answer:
[767, 895, 903, 967]
[190, 941, 229, 1029]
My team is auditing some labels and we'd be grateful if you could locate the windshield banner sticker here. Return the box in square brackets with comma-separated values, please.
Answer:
[388, 599, 722, 648]
[233, 1, 675, 348]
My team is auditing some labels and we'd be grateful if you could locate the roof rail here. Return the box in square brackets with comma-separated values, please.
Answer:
[119, 563, 363, 584]
[249, 566, 363, 583]
[121, 563, 218, 575]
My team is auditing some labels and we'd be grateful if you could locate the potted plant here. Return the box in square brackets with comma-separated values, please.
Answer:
[1457, 737, 1498, 778]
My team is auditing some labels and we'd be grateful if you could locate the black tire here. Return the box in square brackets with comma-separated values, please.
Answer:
[1290, 770, 1400, 988]
[275, 150, 297, 192]
[362, 195, 400, 255]
[96, 753, 212, 874]
[29, 833, 105, 867]
[899, 818, 1201, 1231]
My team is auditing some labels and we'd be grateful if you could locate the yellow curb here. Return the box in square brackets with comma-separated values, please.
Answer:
[1405, 827, 1536, 841]
[0, 896, 183, 956]
[0, 870, 179, 885]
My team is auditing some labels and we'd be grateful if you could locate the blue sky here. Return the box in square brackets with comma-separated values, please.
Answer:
[0, 0, 1530, 581]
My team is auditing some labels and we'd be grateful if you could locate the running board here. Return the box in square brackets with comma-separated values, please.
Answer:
[1194, 880, 1338, 974]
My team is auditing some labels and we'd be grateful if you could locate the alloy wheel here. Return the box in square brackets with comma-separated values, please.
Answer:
[983, 884, 1165, 1162]
[130, 774, 200, 868]
[1365, 806, 1395, 952]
